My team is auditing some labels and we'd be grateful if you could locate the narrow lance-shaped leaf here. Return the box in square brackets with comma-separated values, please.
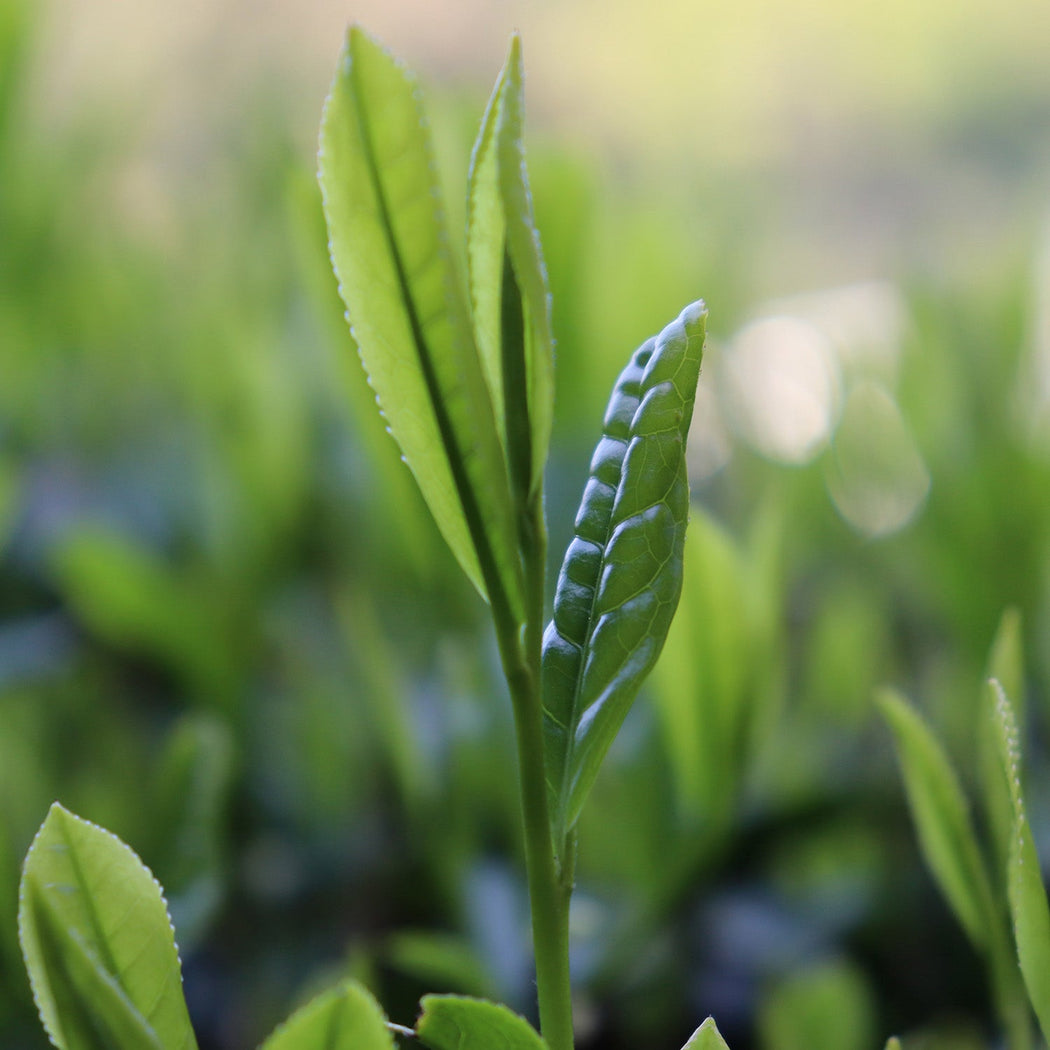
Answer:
[259, 981, 394, 1050]
[416, 995, 548, 1050]
[979, 609, 1026, 884]
[319, 27, 524, 619]
[992, 679, 1050, 1044]
[542, 301, 706, 842]
[467, 33, 554, 500]
[19, 804, 198, 1050]
[878, 690, 996, 951]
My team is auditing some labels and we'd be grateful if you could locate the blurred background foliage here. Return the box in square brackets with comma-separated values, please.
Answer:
[2, 0, 1050, 1047]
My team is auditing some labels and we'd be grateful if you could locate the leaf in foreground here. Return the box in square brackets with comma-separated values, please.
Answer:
[878, 689, 995, 951]
[992, 679, 1050, 1044]
[259, 981, 394, 1050]
[416, 995, 547, 1050]
[467, 32, 554, 500]
[682, 1017, 731, 1050]
[542, 300, 706, 842]
[19, 804, 197, 1050]
[319, 26, 523, 618]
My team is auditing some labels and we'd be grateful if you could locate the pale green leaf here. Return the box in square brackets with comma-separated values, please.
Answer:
[884, 1039, 903, 1050]
[991, 680, 1050, 1044]
[979, 609, 1025, 886]
[22, 885, 162, 1050]
[19, 804, 197, 1050]
[879, 690, 995, 950]
[416, 995, 547, 1050]
[318, 27, 523, 617]
[467, 33, 554, 499]
[259, 981, 394, 1050]
[682, 1017, 731, 1050]
[542, 301, 706, 842]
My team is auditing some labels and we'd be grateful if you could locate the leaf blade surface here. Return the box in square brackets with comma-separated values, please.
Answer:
[542, 301, 706, 839]
[259, 981, 394, 1050]
[19, 804, 197, 1050]
[416, 995, 547, 1050]
[318, 27, 522, 616]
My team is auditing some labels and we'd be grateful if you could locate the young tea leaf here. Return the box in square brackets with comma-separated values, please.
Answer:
[992, 680, 1050, 1044]
[19, 804, 197, 1050]
[467, 33, 554, 500]
[878, 689, 996, 951]
[259, 981, 394, 1050]
[542, 301, 706, 841]
[416, 995, 548, 1050]
[319, 27, 524, 619]
[682, 1017, 731, 1050]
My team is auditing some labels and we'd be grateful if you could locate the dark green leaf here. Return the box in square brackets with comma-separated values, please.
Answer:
[19, 804, 197, 1050]
[879, 690, 995, 950]
[259, 981, 394, 1050]
[318, 27, 523, 617]
[416, 995, 547, 1050]
[467, 33, 554, 499]
[992, 680, 1050, 1044]
[542, 301, 706, 840]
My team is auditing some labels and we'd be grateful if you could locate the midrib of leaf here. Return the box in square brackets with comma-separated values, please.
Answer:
[59, 815, 123, 984]
[349, 67, 516, 624]
[500, 248, 531, 508]
[548, 363, 645, 820]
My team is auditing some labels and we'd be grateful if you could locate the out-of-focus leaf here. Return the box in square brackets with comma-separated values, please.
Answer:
[682, 1016, 731, 1049]
[879, 690, 995, 950]
[151, 715, 234, 948]
[19, 804, 197, 1050]
[992, 680, 1050, 1044]
[652, 507, 748, 825]
[467, 33, 554, 499]
[542, 301, 706, 842]
[52, 529, 235, 700]
[885, 1038, 903, 1050]
[259, 981, 394, 1050]
[979, 609, 1025, 883]
[318, 27, 523, 619]
[757, 960, 875, 1050]
[383, 931, 496, 1000]
[416, 995, 547, 1050]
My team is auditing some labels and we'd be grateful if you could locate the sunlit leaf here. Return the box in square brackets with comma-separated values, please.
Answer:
[682, 1016, 731, 1050]
[991, 680, 1050, 1044]
[19, 804, 197, 1050]
[319, 27, 523, 618]
[467, 33, 554, 499]
[416, 995, 547, 1050]
[543, 301, 706, 841]
[879, 690, 995, 950]
[259, 981, 394, 1050]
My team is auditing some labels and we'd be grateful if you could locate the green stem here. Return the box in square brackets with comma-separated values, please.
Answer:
[494, 497, 574, 1050]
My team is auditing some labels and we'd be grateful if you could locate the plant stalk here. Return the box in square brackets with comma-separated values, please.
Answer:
[495, 496, 574, 1050]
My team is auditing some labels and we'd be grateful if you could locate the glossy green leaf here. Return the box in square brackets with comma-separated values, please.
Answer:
[19, 804, 197, 1050]
[992, 680, 1050, 1043]
[879, 690, 995, 950]
[318, 27, 523, 618]
[467, 33, 554, 499]
[682, 1017, 731, 1050]
[259, 981, 394, 1050]
[542, 301, 706, 840]
[416, 995, 547, 1050]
